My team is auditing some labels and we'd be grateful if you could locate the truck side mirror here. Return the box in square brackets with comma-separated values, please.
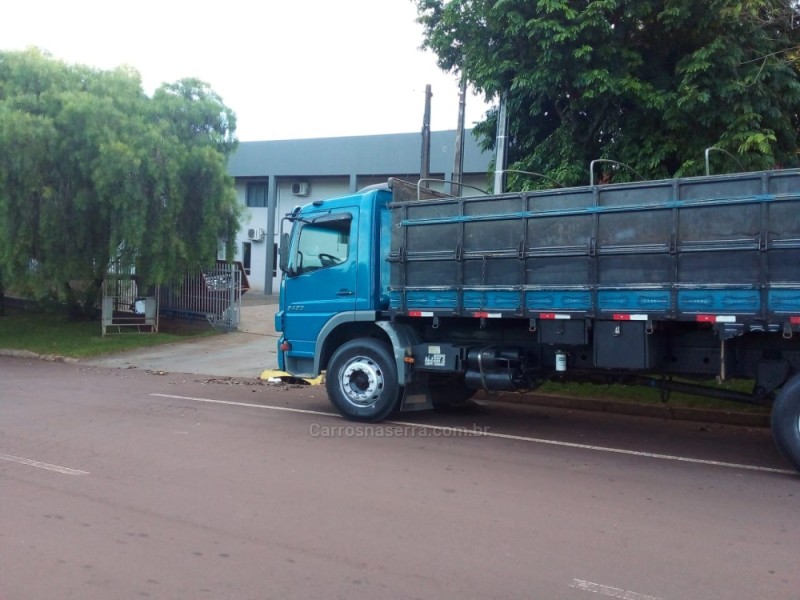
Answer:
[279, 233, 291, 273]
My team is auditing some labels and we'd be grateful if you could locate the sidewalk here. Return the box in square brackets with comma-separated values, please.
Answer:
[83, 293, 282, 379]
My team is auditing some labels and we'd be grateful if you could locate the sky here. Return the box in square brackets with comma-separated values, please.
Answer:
[2, 0, 494, 142]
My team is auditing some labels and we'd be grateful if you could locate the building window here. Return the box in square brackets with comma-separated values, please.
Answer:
[242, 242, 251, 276]
[246, 182, 268, 208]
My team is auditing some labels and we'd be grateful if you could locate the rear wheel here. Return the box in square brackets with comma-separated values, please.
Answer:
[326, 338, 400, 422]
[770, 373, 800, 472]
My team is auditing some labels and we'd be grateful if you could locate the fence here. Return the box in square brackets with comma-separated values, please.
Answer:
[102, 261, 249, 335]
[159, 261, 249, 329]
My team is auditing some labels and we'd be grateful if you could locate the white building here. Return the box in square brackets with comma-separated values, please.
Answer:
[227, 130, 493, 294]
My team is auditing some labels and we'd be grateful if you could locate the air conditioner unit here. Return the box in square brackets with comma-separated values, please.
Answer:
[247, 227, 265, 242]
[291, 181, 310, 196]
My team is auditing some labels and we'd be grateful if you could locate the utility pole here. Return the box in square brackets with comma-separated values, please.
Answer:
[420, 84, 432, 189]
[451, 76, 466, 197]
[493, 92, 509, 194]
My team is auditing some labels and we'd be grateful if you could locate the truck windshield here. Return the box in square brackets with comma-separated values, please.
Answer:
[292, 216, 351, 275]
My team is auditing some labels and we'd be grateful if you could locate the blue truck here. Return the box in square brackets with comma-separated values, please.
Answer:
[276, 171, 800, 472]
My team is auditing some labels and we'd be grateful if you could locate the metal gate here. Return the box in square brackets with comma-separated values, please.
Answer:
[101, 267, 159, 336]
[159, 261, 248, 329]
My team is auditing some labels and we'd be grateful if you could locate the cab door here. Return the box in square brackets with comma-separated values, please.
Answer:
[280, 209, 357, 375]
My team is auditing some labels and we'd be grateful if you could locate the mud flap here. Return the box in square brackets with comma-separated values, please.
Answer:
[399, 379, 434, 412]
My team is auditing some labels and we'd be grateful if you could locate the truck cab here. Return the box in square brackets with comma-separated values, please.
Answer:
[276, 185, 392, 378]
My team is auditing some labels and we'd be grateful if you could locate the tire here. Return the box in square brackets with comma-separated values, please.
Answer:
[325, 338, 400, 422]
[770, 373, 800, 473]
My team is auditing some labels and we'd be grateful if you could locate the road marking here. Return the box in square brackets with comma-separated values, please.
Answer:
[149, 393, 795, 475]
[570, 579, 664, 600]
[0, 453, 89, 476]
[151, 393, 337, 417]
[386, 420, 795, 475]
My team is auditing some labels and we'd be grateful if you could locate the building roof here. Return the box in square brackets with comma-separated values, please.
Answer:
[227, 129, 492, 178]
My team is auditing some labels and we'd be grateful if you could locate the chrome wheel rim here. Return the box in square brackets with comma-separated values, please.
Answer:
[339, 355, 385, 408]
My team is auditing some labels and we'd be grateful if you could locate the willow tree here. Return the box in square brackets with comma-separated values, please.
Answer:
[0, 49, 241, 317]
[416, 0, 800, 187]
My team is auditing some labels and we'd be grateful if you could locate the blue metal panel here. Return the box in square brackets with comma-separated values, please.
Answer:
[463, 291, 483, 310]
[464, 290, 520, 310]
[484, 290, 519, 310]
[769, 290, 800, 313]
[405, 290, 459, 310]
[526, 291, 592, 311]
[389, 290, 402, 310]
[598, 290, 671, 312]
[677, 290, 760, 313]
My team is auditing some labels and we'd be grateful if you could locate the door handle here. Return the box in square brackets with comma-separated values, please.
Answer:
[337, 289, 354, 297]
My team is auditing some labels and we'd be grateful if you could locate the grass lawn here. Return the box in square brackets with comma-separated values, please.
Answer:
[0, 307, 218, 359]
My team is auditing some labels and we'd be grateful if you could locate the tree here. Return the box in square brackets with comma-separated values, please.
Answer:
[0, 49, 241, 317]
[416, 0, 800, 188]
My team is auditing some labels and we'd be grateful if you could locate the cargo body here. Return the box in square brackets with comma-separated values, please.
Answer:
[276, 171, 800, 471]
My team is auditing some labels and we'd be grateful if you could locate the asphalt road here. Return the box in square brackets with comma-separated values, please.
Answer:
[2, 356, 798, 600]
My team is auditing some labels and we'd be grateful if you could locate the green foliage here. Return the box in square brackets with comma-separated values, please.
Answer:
[416, 0, 800, 188]
[0, 49, 242, 317]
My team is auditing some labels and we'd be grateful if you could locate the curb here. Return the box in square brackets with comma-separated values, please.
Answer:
[482, 391, 770, 429]
[0, 348, 80, 364]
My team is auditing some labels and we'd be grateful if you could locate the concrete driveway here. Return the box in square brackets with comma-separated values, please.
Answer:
[84, 294, 281, 379]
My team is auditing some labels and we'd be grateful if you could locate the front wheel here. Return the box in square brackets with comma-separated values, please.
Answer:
[770, 373, 800, 472]
[326, 338, 400, 422]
